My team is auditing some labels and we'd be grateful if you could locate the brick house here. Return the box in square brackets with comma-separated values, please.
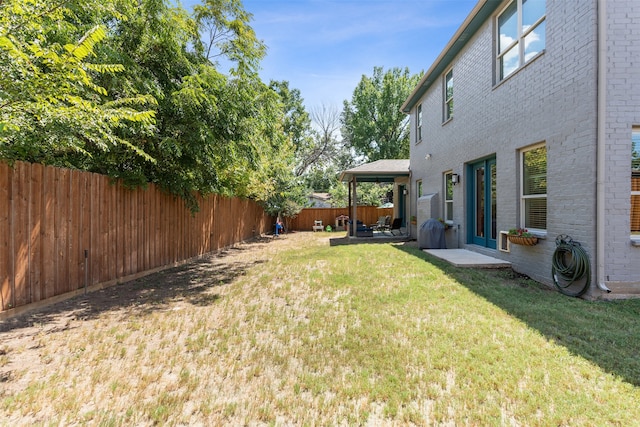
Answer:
[401, 0, 640, 298]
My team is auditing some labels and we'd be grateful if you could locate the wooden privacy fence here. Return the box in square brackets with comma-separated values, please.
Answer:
[0, 161, 274, 313]
[289, 207, 394, 232]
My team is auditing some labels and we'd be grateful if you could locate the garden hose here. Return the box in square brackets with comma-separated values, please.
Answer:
[551, 234, 591, 297]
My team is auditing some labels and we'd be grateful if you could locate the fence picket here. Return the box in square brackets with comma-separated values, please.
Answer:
[0, 163, 10, 310]
[29, 163, 43, 303]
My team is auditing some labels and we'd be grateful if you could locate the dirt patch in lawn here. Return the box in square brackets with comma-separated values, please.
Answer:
[0, 231, 318, 396]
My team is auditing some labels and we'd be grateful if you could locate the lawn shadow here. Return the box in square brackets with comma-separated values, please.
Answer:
[392, 242, 640, 387]
[0, 239, 272, 334]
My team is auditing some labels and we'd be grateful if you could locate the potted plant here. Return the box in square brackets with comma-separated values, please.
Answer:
[507, 228, 538, 246]
[410, 215, 417, 225]
[438, 218, 452, 230]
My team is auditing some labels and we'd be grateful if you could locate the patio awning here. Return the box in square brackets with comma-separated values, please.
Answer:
[339, 159, 410, 183]
[339, 159, 410, 238]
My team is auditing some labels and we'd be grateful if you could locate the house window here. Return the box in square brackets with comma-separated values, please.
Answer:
[417, 180, 423, 199]
[444, 69, 453, 121]
[631, 128, 640, 237]
[444, 172, 453, 222]
[416, 104, 422, 143]
[497, 0, 546, 81]
[521, 143, 547, 231]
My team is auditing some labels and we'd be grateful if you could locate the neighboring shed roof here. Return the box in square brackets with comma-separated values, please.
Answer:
[339, 159, 410, 183]
[401, 0, 503, 113]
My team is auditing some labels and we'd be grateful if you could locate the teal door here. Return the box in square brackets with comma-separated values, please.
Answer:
[467, 158, 497, 249]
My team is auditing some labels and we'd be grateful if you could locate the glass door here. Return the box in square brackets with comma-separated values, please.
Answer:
[468, 158, 497, 249]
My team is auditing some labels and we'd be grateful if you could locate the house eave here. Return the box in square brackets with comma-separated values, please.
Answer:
[339, 159, 410, 183]
[400, 0, 503, 114]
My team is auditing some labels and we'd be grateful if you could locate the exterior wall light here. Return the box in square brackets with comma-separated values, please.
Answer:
[452, 173, 460, 185]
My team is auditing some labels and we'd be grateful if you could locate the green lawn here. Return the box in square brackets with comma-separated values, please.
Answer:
[2, 233, 640, 425]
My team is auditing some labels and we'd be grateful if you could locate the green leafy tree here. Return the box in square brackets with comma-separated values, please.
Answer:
[88, 0, 276, 209]
[0, 0, 323, 218]
[0, 0, 156, 165]
[341, 66, 422, 162]
[268, 81, 314, 175]
[328, 181, 392, 208]
[194, 0, 266, 76]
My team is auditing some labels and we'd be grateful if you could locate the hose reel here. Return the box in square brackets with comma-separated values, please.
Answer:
[551, 234, 591, 297]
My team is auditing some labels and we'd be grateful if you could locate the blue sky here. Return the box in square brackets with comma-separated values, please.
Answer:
[182, 0, 478, 111]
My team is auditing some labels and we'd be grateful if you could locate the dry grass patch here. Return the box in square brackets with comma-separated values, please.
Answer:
[1, 231, 640, 425]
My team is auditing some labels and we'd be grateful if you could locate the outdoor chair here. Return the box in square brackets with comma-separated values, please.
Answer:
[312, 220, 324, 232]
[390, 218, 403, 235]
[372, 215, 391, 232]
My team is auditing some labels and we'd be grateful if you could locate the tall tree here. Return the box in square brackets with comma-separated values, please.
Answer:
[341, 66, 422, 162]
[194, 0, 266, 76]
[268, 80, 314, 176]
[0, 0, 315, 216]
[0, 0, 156, 165]
[306, 104, 342, 175]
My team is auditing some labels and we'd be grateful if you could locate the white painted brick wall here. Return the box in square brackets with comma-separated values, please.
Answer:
[408, 0, 640, 292]
[603, 0, 640, 286]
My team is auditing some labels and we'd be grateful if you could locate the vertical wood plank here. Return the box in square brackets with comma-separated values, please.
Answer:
[41, 166, 56, 299]
[0, 162, 12, 310]
[162, 193, 168, 265]
[172, 197, 178, 263]
[176, 200, 181, 260]
[149, 187, 156, 269]
[130, 187, 138, 275]
[128, 185, 134, 275]
[99, 175, 108, 283]
[91, 173, 101, 286]
[79, 171, 91, 291]
[140, 188, 147, 271]
[149, 189, 160, 268]
[69, 170, 82, 290]
[137, 187, 144, 272]
[12, 162, 29, 306]
[57, 168, 71, 295]
[214, 194, 222, 251]
[109, 180, 118, 280]
[120, 183, 128, 278]
[29, 163, 43, 302]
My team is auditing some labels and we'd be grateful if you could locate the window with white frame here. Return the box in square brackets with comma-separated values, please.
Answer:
[444, 69, 453, 121]
[444, 172, 453, 222]
[416, 104, 422, 143]
[521, 143, 547, 231]
[631, 128, 640, 237]
[497, 0, 546, 81]
[417, 180, 423, 199]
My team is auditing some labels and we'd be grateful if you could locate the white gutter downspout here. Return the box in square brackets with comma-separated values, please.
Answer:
[409, 169, 413, 238]
[597, 0, 612, 293]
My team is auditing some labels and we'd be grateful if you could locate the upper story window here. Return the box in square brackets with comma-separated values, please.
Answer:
[444, 69, 453, 121]
[497, 0, 546, 81]
[631, 128, 640, 238]
[521, 143, 547, 232]
[416, 104, 422, 143]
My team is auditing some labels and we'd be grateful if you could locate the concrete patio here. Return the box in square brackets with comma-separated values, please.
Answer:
[423, 249, 511, 269]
